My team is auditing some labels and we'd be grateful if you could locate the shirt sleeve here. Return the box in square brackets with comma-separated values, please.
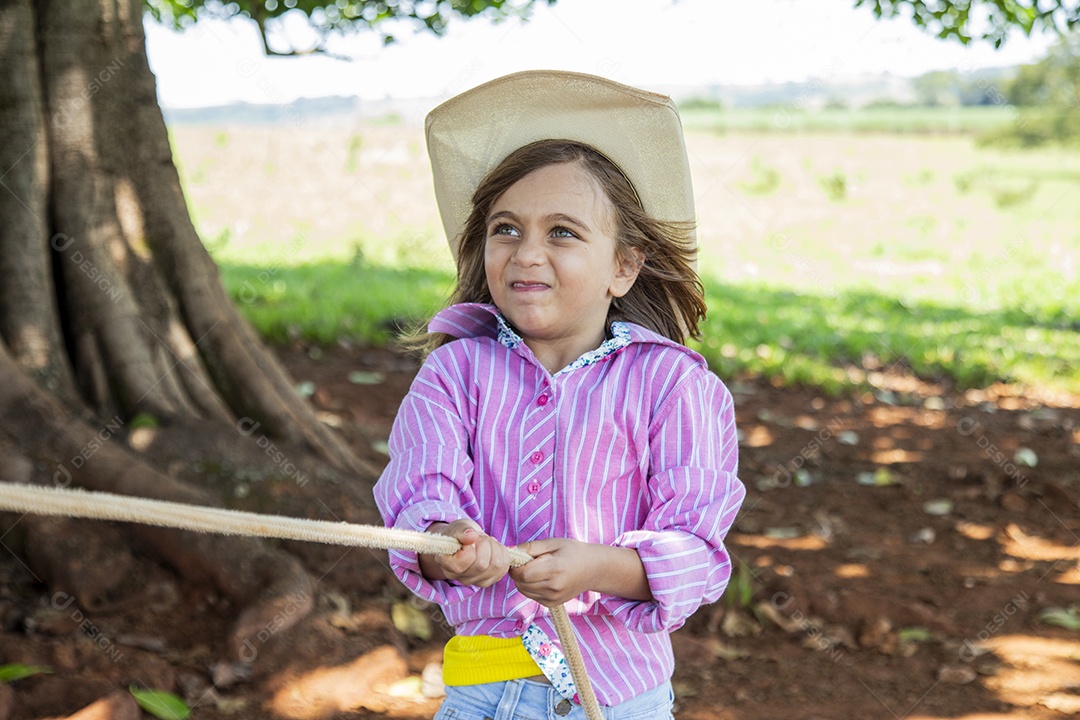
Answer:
[372, 348, 480, 605]
[603, 369, 746, 633]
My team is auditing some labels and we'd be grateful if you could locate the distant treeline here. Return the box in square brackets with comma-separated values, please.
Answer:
[680, 34, 1080, 146]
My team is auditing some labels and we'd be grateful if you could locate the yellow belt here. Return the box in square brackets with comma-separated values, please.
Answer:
[443, 634, 542, 685]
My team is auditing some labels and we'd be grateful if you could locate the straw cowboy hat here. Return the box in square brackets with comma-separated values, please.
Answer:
[425, 69, 696, 258]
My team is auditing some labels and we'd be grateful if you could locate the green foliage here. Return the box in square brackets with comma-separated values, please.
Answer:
[853, 0, 1079, 47]
[1038, 606, 1080, 630]
[345, 133, 364, 173]
[144, 0, 556, 53]
[391, 600, 433, 639]
[989, 179, 1039, 207]
[723, 561, 758, 609]
[0, 664, 52, 683]
[913, 70, 964, 107]
[128, 412, 161, 429]
[129, 687, 191, 720]
[682, 105, 1023, 135]
[1006, 33, 1080, 107]
[983, 34, 1080, 145]
[738, 157, 782, 195]
[897, 626, 935, 642]
[911, 68, 1006, 107]
[818, 170, 848, 201]
[678, 96, 724, 112]
[979, 107, 1080, 146]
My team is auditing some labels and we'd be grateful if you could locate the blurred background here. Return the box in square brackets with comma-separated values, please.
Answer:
[149, 0, 1080, 396]
[3, 1, 1079, 718]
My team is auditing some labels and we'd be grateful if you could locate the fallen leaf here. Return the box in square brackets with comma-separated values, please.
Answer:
[936, 664, 977, 684]
[384, 676, 424, 698]
[710, 639, 750, 661]
[923, 396, 946, 410]
[347, 371, 385, 385]
[1013, 447, 1038, 467]
[909, 528, 936, 544]
[1038, 606, 1080, 631]
[0, 664, 51, 682]
[837, 431, 860, 446]
[898, 627, 934, 642]
[764, 527, 803, 539]
[421, 662, 445, 699]
[214, 695, 248, 714]
[753, 601, 802, 633]
[129, 687, 190, 720]
[874, 390, 899, 405]
[391, 601, 432, 640]
[721, 609, 761, 637]
[857, 468, 898, 486]
[923, 499, 953, 516]
[1041, 693, 1080, 713]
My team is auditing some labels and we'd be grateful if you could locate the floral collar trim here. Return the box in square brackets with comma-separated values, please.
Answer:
[494, 312, 632, 375]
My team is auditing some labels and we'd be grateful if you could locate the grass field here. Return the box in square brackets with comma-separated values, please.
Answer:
[679, 104, 1036, 135]
[170, 110, 1080, 394]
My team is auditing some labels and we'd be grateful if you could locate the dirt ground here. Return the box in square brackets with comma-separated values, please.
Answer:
[2, 343, 1079, 720]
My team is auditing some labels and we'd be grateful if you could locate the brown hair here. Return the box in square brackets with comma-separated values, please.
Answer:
[407, 139, 706, 355]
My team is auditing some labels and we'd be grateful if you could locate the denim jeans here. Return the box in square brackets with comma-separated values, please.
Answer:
[434, 679, 675, 720]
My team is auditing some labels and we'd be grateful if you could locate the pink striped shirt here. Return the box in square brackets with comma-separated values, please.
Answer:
[374, 303, 745, 706]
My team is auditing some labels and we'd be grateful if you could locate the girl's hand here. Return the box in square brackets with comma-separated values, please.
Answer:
[419, 519, 511, 588]
[510, 539, 654, 607]
[509, 538, 596, 606]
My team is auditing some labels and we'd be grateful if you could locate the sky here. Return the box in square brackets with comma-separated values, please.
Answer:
[145, 0, 1057, 109]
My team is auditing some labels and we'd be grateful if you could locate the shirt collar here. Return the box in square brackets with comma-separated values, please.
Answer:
[493, 311, 632, 374]
[429, 302, 703, 371]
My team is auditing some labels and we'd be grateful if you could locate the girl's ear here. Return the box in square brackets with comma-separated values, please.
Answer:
[611, 246, 645, 298]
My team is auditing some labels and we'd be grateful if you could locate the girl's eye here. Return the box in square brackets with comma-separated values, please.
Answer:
[552, 227, 577, 239]
[490, 223, 519, 237]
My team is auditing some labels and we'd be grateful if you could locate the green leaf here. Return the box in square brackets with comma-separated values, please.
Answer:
[128, 412, 159, 429]
[898, 626, 935, 642]
[129, 687, 191, 720]
[391, 601, 433, 640]
[0, 664, 52, 683]
[347, 370, 385, 385]
[856, 468, 899, 487]
[763, 527, 803, 539]
[1039, 606, 1080, 631]
[922, 498, 954, 516]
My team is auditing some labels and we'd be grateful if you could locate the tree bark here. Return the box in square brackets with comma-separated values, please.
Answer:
[0, 0, 372, 655]
[0, 0, 77, 401]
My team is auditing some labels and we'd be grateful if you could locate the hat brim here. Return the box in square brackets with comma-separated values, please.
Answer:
[425, 70, 695, 258]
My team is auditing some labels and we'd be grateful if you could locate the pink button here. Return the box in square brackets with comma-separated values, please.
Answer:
[537, 394, 549, 406]
[527, 481, 541, 494]
[530, 451, 543, 465]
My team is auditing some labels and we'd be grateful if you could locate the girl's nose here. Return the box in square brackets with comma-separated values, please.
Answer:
[511, 233, 545, 266]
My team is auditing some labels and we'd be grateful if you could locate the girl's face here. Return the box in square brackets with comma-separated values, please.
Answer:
[484, 161, 642, 367]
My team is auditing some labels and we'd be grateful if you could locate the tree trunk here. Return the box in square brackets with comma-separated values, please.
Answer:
[0, 0, 374, 655]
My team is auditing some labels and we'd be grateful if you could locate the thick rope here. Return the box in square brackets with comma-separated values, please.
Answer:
[0, 483, 603, 720]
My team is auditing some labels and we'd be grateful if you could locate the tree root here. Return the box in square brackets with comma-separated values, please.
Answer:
[0, 344, 315, 660]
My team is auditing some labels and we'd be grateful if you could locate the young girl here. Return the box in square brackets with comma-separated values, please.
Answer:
[374, 70, 745, 718]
